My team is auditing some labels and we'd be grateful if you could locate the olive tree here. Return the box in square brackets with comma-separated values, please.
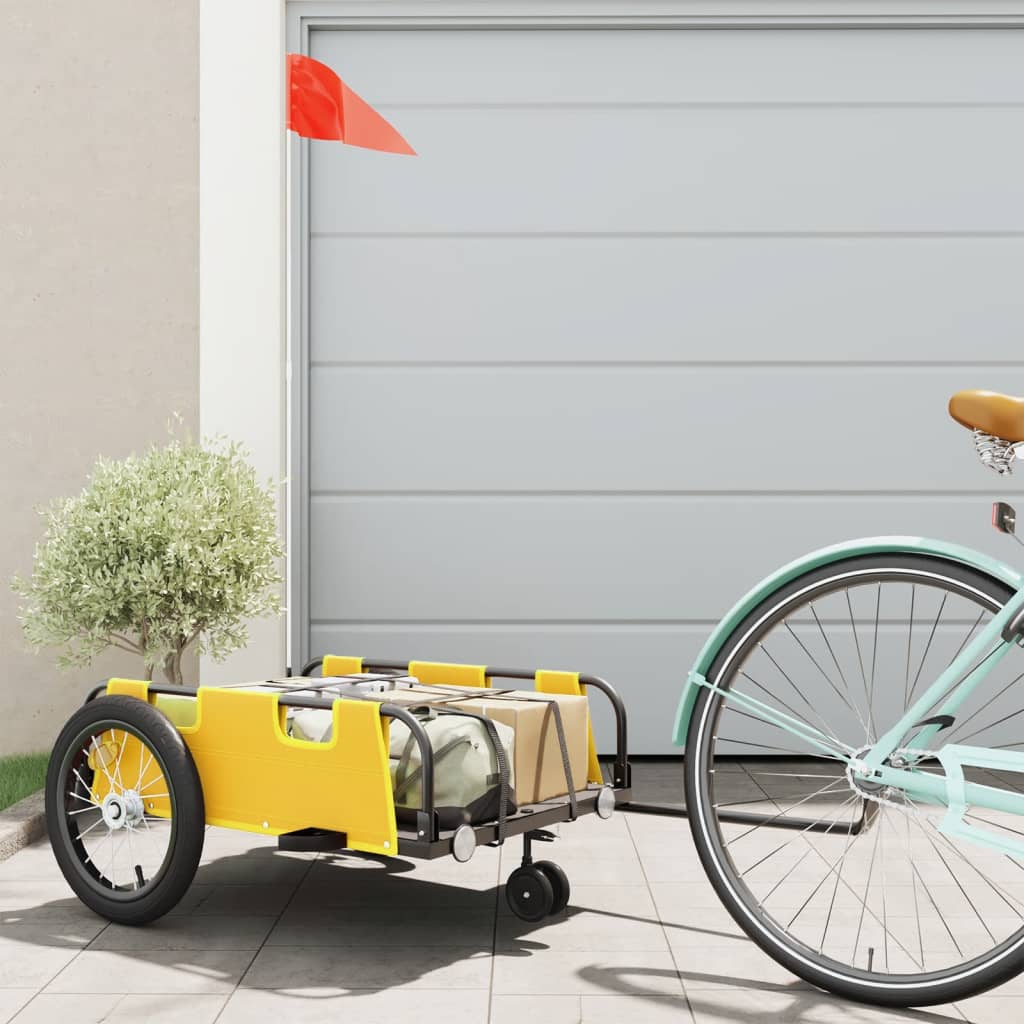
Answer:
[12, 435, 283, 684]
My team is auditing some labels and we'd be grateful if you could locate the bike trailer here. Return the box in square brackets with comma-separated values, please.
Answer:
[45, 655, 632, 926]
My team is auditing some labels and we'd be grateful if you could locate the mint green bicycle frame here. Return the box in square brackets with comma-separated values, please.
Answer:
[672, 535, 1024, 856]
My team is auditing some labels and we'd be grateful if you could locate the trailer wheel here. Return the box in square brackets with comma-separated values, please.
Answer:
[46, 695, 205, 925]
[505, 865, 554, 922]
[533, 860, 570, 915]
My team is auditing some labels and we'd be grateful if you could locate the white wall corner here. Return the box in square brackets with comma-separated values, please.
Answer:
[199, 0, 288, 683]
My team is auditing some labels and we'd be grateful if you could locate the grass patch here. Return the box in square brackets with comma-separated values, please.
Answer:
[0, 752, 48, 812]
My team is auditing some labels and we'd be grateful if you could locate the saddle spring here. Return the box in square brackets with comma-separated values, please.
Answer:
[973, 429, 1019, 476]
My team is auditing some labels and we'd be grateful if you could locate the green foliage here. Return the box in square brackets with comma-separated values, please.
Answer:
[12, 434, 283, 684]
[0, 752, 48, 810]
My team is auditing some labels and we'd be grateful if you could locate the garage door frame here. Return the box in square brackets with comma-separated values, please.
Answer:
[285, 0, 1024, 669]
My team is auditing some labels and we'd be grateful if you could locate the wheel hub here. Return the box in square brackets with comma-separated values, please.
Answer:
[846, 748, 887, 799]
[101, 790, 144, 830]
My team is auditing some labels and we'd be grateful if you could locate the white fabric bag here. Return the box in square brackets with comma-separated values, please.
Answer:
[389, 712, 516, 817]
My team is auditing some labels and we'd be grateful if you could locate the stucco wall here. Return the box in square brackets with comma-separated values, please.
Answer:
[0, 1, 199, 755]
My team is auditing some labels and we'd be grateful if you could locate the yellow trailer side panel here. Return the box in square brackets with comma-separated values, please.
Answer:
[102, 679, 398, 854]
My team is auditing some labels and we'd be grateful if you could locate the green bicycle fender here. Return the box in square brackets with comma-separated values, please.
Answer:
[672, 535, 1022, 751]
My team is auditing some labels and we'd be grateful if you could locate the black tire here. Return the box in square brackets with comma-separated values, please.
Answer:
[685, 553, 1024, 1007]
[506, 865, 555, 922]
[46, 695, 205, 925]
[534, 860, 570, 915]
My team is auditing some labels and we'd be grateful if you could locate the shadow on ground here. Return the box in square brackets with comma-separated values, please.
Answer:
[0, 843, 969, 1020]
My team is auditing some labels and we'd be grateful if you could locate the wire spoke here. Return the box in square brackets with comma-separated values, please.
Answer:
[904, 585, 917, 711]
[783, 620, 860, 719]
[724, 777, 855, 847]
[809, 601, 870, 741]
[907, 592, 948, 707]
[719, 703, 852, 760]
[846, 588, 876, 742]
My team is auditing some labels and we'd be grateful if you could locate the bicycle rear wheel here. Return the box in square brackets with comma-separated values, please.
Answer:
[685, 553, 1024, 1006]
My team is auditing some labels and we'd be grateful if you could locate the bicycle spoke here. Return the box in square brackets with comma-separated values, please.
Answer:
[852, 803, 884, 963]
[724, 777, 853, 847]
[784, 621, 860, 719]
[904, 585, 917, 710]
[809, 602, 870, 742]
[846, 589, 876, 742]
[739, 669, 847, 754]
[907, 592, 947, 706]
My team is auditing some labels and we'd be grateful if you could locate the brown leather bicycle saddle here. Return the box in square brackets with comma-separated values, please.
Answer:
[949, 390, 1024, 442]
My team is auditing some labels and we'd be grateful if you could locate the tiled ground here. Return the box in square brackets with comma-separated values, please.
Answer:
[0, 764, 1020, 1023]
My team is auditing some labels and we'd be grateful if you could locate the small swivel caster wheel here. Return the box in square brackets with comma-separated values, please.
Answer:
[505, 865, 554, 921]
[534, 860, 570, 915]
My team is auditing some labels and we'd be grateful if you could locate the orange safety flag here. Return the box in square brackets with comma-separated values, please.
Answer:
[286, 53, 416, 155]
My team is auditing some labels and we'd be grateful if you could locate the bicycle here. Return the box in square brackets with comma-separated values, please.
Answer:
[674, 389, 1024, 1007]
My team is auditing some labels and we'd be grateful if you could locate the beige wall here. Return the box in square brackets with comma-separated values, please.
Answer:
[0, 1, 199, 755]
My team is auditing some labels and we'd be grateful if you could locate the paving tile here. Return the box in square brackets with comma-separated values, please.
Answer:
[314, 848, 501, 886]
[293, 865, 497, 910]
[0, 845, 63, 883]
[649, 883, 746, 939]
[500, 857, 645, 887]
[43, 950, 254, 994]
[0, 923, 104, 950]
[621, 812, 691, 839]
[189, 884, 296, 916]
[957, 994, 1024, 1023]
[505, 829, 637, 862]
[498, 883, 656, 919]
[663, 918, 751, 954]
[193, 853, 311, 886]
[0, 883, 98, 925]
[489, 995, 583, 1024]
[671, 940, 808, 992]
[496, 907, 668, 953]
[88, 915, 276, 951]
[103, 995, 228, 1023]
[217, 987, 489, 1023]
[546, 813, 632, 840]
[7, 993, 122, 1024]
[491, 949, 683, 996]
[8, 993, 228, 1024]
[685, 987, 964, 1023]
[637, 856, 720, 884]
[579, 994, 694, 1022]
[0, 940, 81, 991]
[267, 907, 494, 948]
[241, 945, 492, 993]
[201, 827, 278, 851]
[0, 991, 34, 1024]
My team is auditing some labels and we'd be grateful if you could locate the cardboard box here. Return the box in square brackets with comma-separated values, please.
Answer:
[375, 686, 588, 805]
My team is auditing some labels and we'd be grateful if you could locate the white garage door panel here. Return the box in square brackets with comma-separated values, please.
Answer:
[309, 623, 998, 755]
[311, 29, 1024, 104]
[310, 107, 1024, 234]
[308, 622, 714, 754]
[310, 366, 1003, 492]
[309, 496, 1006, 622]
[298, 22, 1024, 753]
[310, 237, 1024, 364]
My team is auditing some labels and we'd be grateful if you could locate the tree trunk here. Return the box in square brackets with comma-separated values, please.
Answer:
[162, 645, 186, 686]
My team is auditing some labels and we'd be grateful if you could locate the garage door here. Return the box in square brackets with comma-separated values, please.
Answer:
[292, 23, 1024, 754]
